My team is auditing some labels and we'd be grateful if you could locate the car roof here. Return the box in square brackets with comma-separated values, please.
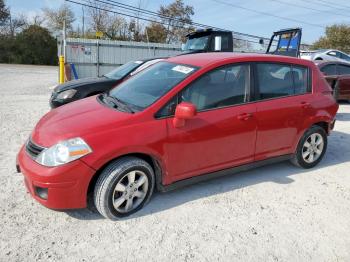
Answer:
[138, 57, 168, 63]
[166, 52, 315, 68]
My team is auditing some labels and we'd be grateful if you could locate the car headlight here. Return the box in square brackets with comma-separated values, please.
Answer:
[55, 89, 77, 100]
[36, 137, 92, 167]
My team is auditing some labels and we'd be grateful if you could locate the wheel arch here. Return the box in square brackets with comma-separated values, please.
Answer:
[87, 152, 164, 202]
[312, 121, 329, 134]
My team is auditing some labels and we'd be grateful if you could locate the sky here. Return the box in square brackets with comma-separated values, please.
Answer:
[6, 0, 350, 44]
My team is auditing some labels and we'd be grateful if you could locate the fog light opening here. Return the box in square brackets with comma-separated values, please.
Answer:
[34, 186, 48, 200]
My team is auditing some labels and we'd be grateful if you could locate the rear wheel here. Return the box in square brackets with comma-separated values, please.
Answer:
[291, 126, 327, 168]
[94, 157, 155, 219]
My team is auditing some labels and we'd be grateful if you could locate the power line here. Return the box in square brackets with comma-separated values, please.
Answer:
[67, 0, 275, 45]
[67, 0, 185, 29]
[312, 0, 350, 11]
[268, 0, 350, 18]
[95, 0, 273, 40]
[210, 0, 326, 28]
[301, 0, 350, 12]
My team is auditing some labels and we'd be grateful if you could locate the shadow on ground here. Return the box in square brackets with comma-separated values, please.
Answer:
[336, 102, 350, 121]
[66, 130, 350, 221]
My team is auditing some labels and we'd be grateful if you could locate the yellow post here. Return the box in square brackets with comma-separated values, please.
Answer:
[59, 55, 65, 84]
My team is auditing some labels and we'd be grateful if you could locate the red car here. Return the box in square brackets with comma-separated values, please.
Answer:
[317, 61, 350, 102]
[17, 53, 338, 219]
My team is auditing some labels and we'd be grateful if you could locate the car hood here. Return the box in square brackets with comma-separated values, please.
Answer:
[53, 77, 120, 93]
[31, 95, 135, 147]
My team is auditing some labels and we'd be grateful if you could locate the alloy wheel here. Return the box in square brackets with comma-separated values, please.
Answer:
[112, 170, 149, 213]
[302, 133, 324, 164]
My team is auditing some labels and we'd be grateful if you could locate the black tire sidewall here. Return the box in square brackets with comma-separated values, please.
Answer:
[107, 165, 154, 218]
[94, 157, 155, 219]
[295, 126, 328, 169]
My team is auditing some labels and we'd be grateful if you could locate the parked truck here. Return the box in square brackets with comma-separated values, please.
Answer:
[182, 28, 302, 58]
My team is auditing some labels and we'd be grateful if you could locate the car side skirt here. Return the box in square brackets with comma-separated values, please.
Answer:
[158, 154, 293, 192]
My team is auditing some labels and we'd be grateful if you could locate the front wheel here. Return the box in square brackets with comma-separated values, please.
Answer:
[94, 157, 155, 220]
[291, 126, 327, 168]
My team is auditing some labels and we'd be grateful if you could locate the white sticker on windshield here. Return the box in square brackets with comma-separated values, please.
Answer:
[172, 65, 194, 74]
[134, 61, 143, 64]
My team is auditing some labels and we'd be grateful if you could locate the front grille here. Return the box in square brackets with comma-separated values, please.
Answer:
[26, 139, 45, 159]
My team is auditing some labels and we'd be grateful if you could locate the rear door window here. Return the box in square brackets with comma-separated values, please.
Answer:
[256, 63, 309, 99]
[340, 53, 350, 62]
[321, 64, 336, 75]
[337, 64, 350, 75]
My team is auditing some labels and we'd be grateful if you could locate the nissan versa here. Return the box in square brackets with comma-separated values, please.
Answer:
[17, 53, 338, 220]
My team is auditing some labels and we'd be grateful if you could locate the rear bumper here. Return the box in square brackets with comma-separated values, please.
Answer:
[16, 145, 95, 209]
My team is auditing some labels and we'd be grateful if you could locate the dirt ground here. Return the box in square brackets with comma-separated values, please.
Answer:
[1, 64, 350, 262]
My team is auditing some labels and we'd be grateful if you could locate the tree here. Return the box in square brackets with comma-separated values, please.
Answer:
[14, 25, 57, 65]
[42, 4, 75, 33]
[313, 24, 350, 53]
[145, 22, 167, 43]
[0, 0, 9, 25]
[158, 0, 194, 43]
[87, 0, 109, 33]
[7, 13, 26, 36]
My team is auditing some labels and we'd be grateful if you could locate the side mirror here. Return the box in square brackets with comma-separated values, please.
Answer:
[328, 51, 337, 56]
[173, 102, 197, 128]
[259, 38, 264, 45]
[214, 36, 222, 51]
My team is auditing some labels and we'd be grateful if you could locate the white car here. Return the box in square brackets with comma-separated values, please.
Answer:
[300, 49, 350, 62]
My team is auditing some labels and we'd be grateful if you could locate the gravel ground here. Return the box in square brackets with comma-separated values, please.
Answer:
[1, 64, 350, 262]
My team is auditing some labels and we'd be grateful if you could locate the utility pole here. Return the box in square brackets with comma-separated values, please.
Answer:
[82, 6, 85, 38]
[63, 19, 66, 57]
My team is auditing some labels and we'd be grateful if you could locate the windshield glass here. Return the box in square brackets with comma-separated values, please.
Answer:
[104, 61, 143, 79]
[109, 62, 198, 110]
[183, 35, 209, 51]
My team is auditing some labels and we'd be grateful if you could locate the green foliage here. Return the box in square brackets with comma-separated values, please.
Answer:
[145, 22, 167, 43]
[0, 0, 10, 25]
[0, 25, 57, 65]
[0, 35, 16, 63]
[312, 24, 350, 53]
[159, 0, 194, 43]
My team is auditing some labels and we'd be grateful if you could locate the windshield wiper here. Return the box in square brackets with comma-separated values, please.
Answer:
[102, 93, 135, 113]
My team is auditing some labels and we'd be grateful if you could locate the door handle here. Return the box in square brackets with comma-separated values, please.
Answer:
[301, 102, 311, 109]
[237, 113, 253, 121]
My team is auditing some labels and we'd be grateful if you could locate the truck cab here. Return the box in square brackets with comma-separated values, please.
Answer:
[182, 28, 233, 53]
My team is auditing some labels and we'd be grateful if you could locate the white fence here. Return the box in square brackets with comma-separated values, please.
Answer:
[58, 38, 182, 79]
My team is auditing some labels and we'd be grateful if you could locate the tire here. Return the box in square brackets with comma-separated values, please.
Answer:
[291, 125, 328, 169]
[94, 157, 155, 220]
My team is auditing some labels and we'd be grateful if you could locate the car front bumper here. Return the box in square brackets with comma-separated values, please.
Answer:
[16, 145, 96, 209]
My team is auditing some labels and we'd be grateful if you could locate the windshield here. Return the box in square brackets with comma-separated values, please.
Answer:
[109, 62, 198, 110]
[183, 35, 209, 51]
[104, 61, 143, 79]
